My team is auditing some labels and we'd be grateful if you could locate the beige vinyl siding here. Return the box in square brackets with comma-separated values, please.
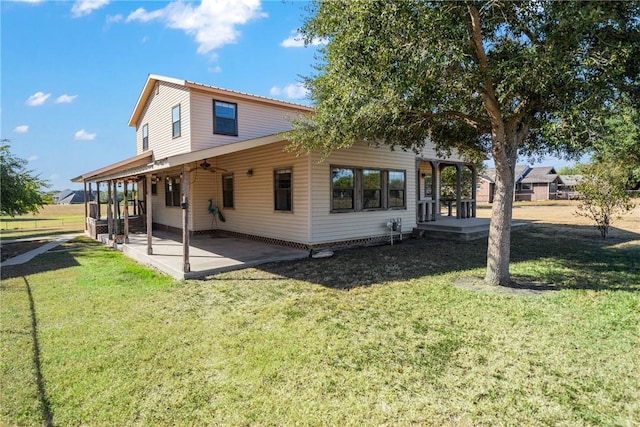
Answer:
[149, 177, 184, 230]
[418, 139, 465, 162]
[189, 141, 310, 243]
[135, 81, 191, 158]
[309, 142, 417, 244]
[189, 91, 302, 152]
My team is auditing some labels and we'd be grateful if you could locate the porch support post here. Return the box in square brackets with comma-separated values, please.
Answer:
[146, 174, 153, 255]
[97, 182, 101, 219]
[471, 164, 477, 218]
[182, 166, 191, 274]
[83, 181, 88, 231]
[456, 164, 462, 219]
[123, 181, 129, 244]
[107, 180, 113, 239]
[431, 161, 438, 220]
[432, 161, 440, 217]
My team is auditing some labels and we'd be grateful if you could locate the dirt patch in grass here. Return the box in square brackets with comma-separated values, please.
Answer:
[454, 275, 559, 296]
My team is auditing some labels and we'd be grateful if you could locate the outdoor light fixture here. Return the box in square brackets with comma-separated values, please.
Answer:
[246, 168, 253, 177]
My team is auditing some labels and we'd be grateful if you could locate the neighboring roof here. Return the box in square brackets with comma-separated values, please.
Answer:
[128, 74, 314, 127]
[481, 165, 530, 183]
[559, 175, 582, 186]
[520, 166, 559, 184]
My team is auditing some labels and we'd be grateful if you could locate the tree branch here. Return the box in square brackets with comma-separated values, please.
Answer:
[467, 4, 503, 127]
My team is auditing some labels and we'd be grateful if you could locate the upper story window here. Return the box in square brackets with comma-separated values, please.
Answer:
[172, 105, 181, 138]
[142, 124, 149, 150]
[213, 100, 238, 136]
[274, 168, 292, 211]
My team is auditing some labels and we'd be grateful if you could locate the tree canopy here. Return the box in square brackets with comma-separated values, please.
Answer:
[1, 142, 49, 217]
[289, 0, 640, 285]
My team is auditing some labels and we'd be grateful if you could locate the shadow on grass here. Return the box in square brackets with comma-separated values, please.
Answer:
[249, 223, 640, 291]
[23, 276, 54, 426]
[0, 251, 81, 280]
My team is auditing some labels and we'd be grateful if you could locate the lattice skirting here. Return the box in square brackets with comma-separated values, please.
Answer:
[152, 223, 411, 251]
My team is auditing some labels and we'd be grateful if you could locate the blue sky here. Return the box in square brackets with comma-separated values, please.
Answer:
[2, 0, 322, 190]
[2, 0, 579, 192]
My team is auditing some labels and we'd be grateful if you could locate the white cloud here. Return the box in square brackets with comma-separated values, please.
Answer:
[208, 65, 222, 73]
[75, 129, 97, 140]
[281, 32, 327, 48]
[270, 83, 309, 100]
[26, 91, 51, 106]
[13, 125, 29, 134]
[55, 94, 78, 104]
[27, 155, 38, 162]
[126, 0, 267, 55]
[71, 0, 109, 17]
[106, 14, 123, 24]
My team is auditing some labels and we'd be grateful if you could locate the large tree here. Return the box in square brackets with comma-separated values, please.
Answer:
[289, 0, 639, 286]
[0, 142, 49, 217]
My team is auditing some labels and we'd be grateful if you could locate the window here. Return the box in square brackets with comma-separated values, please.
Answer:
[332, 168, 355, 210]
[330, 166, 406, 212]
[362, 169, 382, 209]
[222, 174, 234, 208]
[274, 168, 292, 211]
[165, 176, 181, 207]
[151, 181, 157, 195]
[388, 170, 406, 208]
[213, 100, 237, 136]
[172, 105, 181, 138]
[142, 124, 148, 150]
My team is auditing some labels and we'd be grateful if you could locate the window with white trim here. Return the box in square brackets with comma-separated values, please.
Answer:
[142, 124, 148, 150]
[213, 100, 237, 136]
[172, 105, 181, 138]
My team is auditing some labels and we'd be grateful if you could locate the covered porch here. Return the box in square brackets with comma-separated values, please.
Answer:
[416, 158, 478, 222]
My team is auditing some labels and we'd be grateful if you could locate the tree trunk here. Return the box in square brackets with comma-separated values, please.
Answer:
[485, 140, 518, 286]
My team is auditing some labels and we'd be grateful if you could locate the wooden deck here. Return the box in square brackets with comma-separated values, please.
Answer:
[414, 216, 528, 241]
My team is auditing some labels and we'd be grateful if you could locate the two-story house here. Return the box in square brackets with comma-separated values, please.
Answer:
[73, 74, 477, 274]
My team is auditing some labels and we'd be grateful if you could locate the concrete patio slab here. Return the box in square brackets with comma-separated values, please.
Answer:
[119, 232, 309, 280]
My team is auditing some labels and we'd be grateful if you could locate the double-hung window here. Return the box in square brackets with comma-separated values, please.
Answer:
[172, 105, 181, 138]
[222, 174, 234, 208]
[165, 176, 181, 207]
[213, 100, 237, 136]
[274, 168, 292, 211]
[142, 124, 149, 150]
[388, 170, 406, 208]
[331, 167, 355, 211]
[331, 166, 406, 212]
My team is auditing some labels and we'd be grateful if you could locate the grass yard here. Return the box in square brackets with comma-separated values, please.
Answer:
[1, 205, 639, 425]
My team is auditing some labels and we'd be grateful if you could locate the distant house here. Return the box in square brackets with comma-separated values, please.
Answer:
[53, 189, 94, 204]
[478, 165, 562, 202]
[557, 175, 582, 199]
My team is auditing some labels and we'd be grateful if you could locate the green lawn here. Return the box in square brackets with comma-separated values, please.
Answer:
[1, 224, 639, 426]
[0, 205, 86, 240]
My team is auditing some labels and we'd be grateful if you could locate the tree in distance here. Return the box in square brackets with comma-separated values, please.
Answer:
[1, 141, 49, 217]
[288, 0, 640, 286]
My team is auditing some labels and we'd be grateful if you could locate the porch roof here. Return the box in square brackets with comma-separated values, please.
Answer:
[71, 133, 288, 184]
[71, 152, 153, 183]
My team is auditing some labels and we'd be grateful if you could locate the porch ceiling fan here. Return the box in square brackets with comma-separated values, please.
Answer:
[199, 158, 227, 173]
